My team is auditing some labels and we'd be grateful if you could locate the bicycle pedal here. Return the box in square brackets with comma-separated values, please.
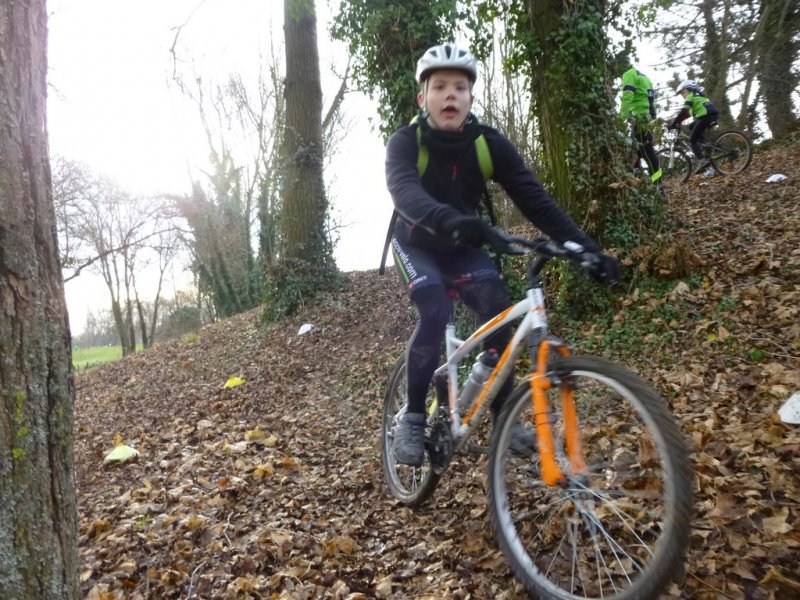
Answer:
[465, 443, 489, 455]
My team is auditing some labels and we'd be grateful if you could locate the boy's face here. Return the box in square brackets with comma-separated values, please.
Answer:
[417, 69, 473, 132]
[680, 90, 689, 99]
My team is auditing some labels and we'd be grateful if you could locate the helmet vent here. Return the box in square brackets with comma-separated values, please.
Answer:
[415, 42, 478, 84]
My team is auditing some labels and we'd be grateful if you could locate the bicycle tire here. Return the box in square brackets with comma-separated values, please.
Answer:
[710, 130, 752, 175]
[656, 148, 691, 183]
[380, 355, 442, 507]
[488, 355, 692, 600]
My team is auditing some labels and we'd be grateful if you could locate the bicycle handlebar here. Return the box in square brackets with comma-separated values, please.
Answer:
[494, 229, 599, 268]
[489, 231, 582, 258]
[487, 230, 610, 282]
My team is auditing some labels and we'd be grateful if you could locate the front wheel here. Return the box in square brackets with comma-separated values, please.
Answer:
[657, 147, 691, 183]
[488, 355, 692, 600]
[381, 355, 442, 507]
[710, 130, 752, 175]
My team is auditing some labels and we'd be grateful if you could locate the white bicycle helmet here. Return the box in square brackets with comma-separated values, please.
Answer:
[415, 42, 478, 84]
[676, 79, 699, 94]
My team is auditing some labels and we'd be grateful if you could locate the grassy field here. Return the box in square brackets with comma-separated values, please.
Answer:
[73, 345, 141, 371]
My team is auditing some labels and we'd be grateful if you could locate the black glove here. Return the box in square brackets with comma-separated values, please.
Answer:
[442, 215, 490, 247]
[581, 252, 621, 285]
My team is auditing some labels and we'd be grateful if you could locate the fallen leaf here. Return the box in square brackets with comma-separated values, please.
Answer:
[326, 535, 360, 555]
[762, 507, 793, 535]
[244, 426, 266, 442]
[103, 444, 140, 464]
[223, 376, 245, 388]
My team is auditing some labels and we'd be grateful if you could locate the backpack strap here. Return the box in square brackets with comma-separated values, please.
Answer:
[474, 133, 493, 180]
[414, 117, 429, 177]
[474, 132, 496, 225]
[378, 210, 398, 276]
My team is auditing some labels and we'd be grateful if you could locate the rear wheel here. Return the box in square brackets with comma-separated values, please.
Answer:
[488, 355, 692, 599]
[381, 356, 442, 506]
[657, 148, 691, 183]
[710, 130, 752, 175]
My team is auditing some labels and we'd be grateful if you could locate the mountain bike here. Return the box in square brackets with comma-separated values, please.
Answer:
[664, 125, 753, 178]
[381, 235, 693, 599]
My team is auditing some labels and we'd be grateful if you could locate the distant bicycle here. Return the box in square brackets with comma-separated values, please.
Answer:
[659, 126, 753, 182]
[628, 123, 691, 187]
[655, 129, 692, 183]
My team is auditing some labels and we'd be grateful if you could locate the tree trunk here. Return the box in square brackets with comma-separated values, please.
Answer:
[281, 0, 331, 267]
[757, 0, 800, 138]
[528, 0, 573, 211]
[524, 0, 622, 239]
[109, 297, 133, 356]
[701, 0, 734, 128]
[0, 1, 80, 597]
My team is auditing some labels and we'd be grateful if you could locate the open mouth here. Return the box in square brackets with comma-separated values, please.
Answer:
[442, 105, 459, 117]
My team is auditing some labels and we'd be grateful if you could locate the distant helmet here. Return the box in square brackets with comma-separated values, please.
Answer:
[676, 79, 699, 94]
[416, 43, 478, 84]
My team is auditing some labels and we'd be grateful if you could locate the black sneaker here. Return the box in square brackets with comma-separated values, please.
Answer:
[392, 413, 426, 467]
[693, 159, 711, 174]
[508, 423, 537, 456]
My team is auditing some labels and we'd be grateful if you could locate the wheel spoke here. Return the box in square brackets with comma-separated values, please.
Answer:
[710, 131, 752, 175]
[489, 356, 692, 599]
[657, 149, 691, 183]
[381, 357, 442, 506]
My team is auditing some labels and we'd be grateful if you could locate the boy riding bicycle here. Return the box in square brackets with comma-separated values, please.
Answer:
[385, 42, 619, 467]
[668, 79, 720, 173]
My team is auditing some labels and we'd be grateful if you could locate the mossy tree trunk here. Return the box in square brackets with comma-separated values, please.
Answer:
[525, 0, 623, 240]
[757, 0, 800, 138]
[700, 0, 734, 128]
[0, 0, 80, 597]
[265, 0, 337, 318]
[331, 0, 460, 141]
[281, 0, 331, 268]
[528, 0, 573, 211]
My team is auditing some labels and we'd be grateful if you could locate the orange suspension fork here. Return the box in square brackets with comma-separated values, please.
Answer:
[530, 341, 588, 486]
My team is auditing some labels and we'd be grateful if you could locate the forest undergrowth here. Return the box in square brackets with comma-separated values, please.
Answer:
[75, 137, 800, 600]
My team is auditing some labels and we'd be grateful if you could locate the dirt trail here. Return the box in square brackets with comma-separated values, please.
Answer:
[76, 138, 800, 599]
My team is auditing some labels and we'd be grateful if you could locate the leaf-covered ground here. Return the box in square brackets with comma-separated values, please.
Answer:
[76, 138, 800, 600]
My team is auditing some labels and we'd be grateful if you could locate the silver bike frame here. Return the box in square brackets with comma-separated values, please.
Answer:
[663, 129, 679, 169]
[434, 286, 548, 451]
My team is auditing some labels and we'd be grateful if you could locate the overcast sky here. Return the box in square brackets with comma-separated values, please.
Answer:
[47, 0, 392, 334]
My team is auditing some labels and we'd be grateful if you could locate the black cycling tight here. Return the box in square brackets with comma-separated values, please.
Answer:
[689, 115, 717, 159]
[406, 280, 514, 415]
[634, 127, 660, 176]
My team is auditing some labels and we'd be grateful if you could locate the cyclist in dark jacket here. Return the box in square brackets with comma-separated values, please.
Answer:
[385, 42, 620, 467]
[668, 79, 720, 173]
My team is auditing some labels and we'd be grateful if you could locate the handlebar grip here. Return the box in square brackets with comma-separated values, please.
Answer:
[485, 228, 526, 256]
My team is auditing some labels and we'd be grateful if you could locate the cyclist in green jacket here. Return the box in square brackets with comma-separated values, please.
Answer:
[620, 66, 662, 185]
[668, 79, 720, 173]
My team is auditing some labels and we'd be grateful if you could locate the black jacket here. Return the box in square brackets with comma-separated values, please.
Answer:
[385, 119, 598, 253]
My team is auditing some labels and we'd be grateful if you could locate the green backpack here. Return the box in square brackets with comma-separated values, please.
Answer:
[378, 120, 495, 275]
